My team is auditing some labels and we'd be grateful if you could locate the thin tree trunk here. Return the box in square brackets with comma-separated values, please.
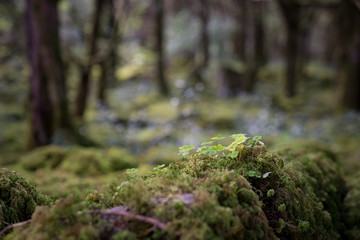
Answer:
[154, 0, 169, 96]
[97, 0, 120, 105]
[25, 0, 55, 148]
[233, 0, 248, 62]
[244, 0, 267, 93]
[97, 60, 109, 104]
[285, 28, 299, 97]
[278, 0, 301, 97]
[200, 0, 209, 69]
[76, 0, 104, 118]
[335, 0, 360, 110]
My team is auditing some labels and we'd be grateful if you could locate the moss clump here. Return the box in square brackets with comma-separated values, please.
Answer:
[20, 145, 67, 171]
[59, 148, 105, 176]
[0, 168, 48, 230]
[5, 197, 97, 240]
[275, 141, 346, 235]
[141, 144, 179, 165]
[343, 172, 360, 240]
[105, 147, 137, 171]
[6, 136, 346, 239]
[60, 147, 138, 176]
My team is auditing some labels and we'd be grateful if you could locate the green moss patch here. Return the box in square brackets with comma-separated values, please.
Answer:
[20, 145, 67, 171]
[0, 168, 49, 230]
[4, 136, 347, 239]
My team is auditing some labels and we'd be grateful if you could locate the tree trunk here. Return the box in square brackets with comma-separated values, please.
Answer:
[278, 0, 301, 97]
[97, 0, 120, 105]
[76, 0, 104, 118]
[335, 0, 360, 110]
[233, 0, 248, 62]
[26, 0, 53, 148]
[244, 0, 267, 93]
[154, 0, 169, 96]
[199, 0, 210, 69]
[26, 0, 69, 149]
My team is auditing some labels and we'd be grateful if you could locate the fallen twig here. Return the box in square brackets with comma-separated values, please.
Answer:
[89, 207, 166, 230]
[0, 219, 31, 237]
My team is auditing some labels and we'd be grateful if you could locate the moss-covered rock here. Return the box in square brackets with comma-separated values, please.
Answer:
[343, 171, 360, 240]
[0, 168, 48, 230]
[20, 145, 67, 171]
[5, 137, 346, 239]
[5, 197, 97, 240]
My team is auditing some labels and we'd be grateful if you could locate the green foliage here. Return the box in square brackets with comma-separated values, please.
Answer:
[179, 134, 262, 161]
[0, 168, 49, 230]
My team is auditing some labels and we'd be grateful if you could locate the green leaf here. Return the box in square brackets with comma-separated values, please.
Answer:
[212, 144, 225, 151]
[211, 135, 225, 140]
[179, 145, 195, 156]
[201, 141, 213, 146]
[231, 134, 248, 142]
[209, 150, 217, 156]
[252, 136, 262, 141]
[126, 168, 138, 174]
[227, 134, 248, 151]
[227, 150, 239, 158]
[248, 171, 256, 177]
[179, 145, 195, 152]
[153, 164, 166, 171]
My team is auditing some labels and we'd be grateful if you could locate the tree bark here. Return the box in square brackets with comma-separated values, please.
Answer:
[97, 0, 120, 105]
[335, 0, 360, 110]
[233, 0, 248, 62]
[154, 0, 169, 96]
[26, 0, 67, 149]
[278, 0, 302, 97]
[199, 0, 210, 69]
[244, 0, 267, 93]
[76, 0, 105, 118]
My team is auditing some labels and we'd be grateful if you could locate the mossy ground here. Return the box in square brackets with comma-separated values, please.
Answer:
[3, 139, 351, 240]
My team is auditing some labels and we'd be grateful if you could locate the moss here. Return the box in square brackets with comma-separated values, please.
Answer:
[59, 148, 105, 176]
[141, 144, 179, 165]
[6, 139, 345, 240]
[5, 197, 97, 240]
[0, 168, 49, 230]
[20, 145, 67, 171]
[105, 147, 137, 171]
[59, 147, 138, 176]
[275, 141, 346, 232]
[343, 173, 360, 240]
[197, 100, 238, 128]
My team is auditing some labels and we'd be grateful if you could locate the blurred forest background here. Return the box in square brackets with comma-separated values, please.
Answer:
[0, 0, 359, 198]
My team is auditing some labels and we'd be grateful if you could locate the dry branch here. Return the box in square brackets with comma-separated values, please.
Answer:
[0, 219, 31, 237]
[89, 207, 166, 230]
